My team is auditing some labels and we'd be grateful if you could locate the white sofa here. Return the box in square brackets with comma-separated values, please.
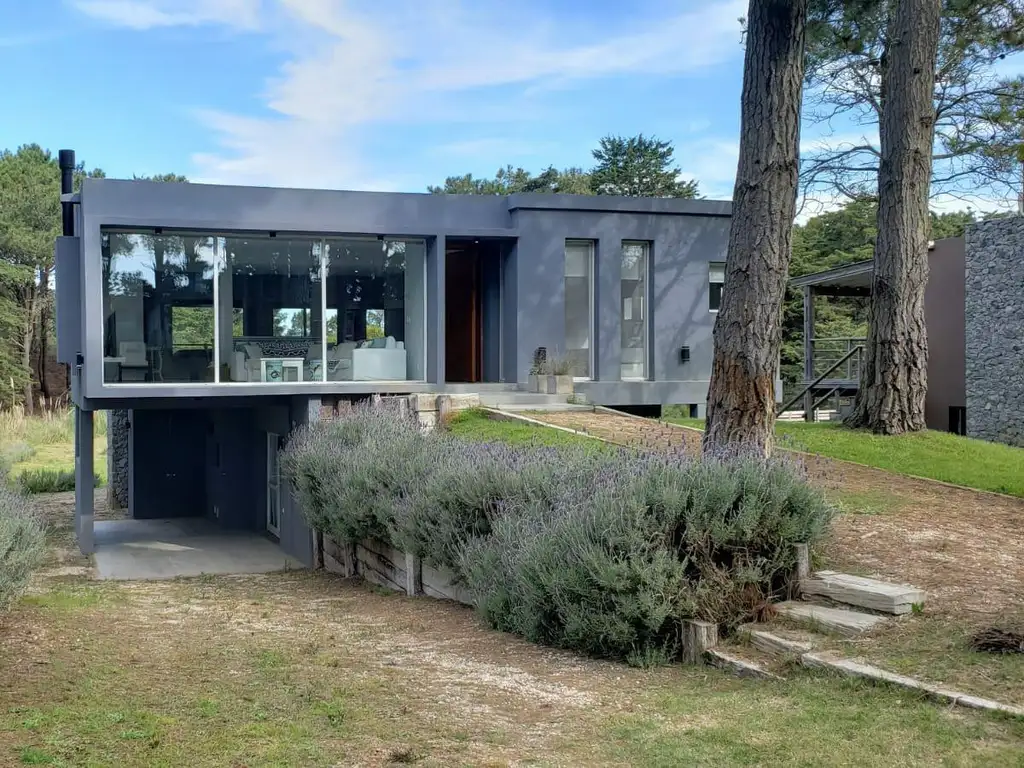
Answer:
[309, 337, 407, 381]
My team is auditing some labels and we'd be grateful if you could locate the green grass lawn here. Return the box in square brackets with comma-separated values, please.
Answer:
[0, 409, 107, 488]
[445, 408, 600, 448]
[4, 567, 1024, 768]
[664, 417, 1024, 497]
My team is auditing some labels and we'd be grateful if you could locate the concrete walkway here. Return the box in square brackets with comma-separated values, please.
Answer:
[93, 518, 302, 580]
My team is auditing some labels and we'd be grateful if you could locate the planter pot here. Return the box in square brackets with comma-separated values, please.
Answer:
[547, 375, 574, 395]
[528, 373, 543, 393]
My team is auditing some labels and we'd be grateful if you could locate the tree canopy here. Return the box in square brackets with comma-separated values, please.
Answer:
[803, 0, 1024, 203]
[428, 134, 699, 198]
[0, 145, 105, 408]
[591, 135, 699, 198]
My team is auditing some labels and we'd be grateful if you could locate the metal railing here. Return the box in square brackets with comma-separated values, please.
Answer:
[778, 343, 865, 416]
[811, 337, 865, 381]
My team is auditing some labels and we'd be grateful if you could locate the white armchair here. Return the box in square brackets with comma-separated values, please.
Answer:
[118, 341, 149, 381]
[229, 343, 264, 382]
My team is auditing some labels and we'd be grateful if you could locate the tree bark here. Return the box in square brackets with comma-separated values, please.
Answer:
[847, 0, 941, 434]
[704, 0, 808, 456]
[21, 285, 36, 415]
[37, 266, 51, 402]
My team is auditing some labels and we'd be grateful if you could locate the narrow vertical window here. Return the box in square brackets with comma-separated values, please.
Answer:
[709, 263, 725, 312]
[621, 241, 648, 379]
[564, 240, 594, 378]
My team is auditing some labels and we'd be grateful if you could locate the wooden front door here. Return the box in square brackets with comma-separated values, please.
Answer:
[445, 248, 481, 383]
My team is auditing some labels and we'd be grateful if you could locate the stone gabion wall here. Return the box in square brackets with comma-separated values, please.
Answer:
[106, 409, 130, 510]
[965, 218, 1024, 447]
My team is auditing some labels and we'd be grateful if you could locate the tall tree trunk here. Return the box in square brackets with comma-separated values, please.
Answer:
[847, 0, 941, 434]
[21, 285, 36, 415]
[37, 266, 51, 402]
[704, 0, 808, 456]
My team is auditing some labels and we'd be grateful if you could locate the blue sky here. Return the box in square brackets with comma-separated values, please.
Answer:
[1, 0, 1020, 214]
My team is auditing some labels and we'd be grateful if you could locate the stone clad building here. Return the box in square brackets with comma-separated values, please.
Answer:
[964, 218, 1024, 447]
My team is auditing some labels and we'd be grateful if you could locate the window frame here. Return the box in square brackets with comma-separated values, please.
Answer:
[564, 239, 595, 381]
[620, 240, 650, 380]
[709, 262, 726, 313]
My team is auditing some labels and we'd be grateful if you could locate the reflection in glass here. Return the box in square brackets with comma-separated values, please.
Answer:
[101, 232, 216, 383]
[324, 238, 425, 381]
[218, 236, 322, 382]
[564, 240, 593, 378]
[101, 229, 426, 384]
[621, 241, 648, 379]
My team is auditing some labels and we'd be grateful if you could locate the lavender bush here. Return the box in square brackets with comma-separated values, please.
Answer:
[283, 403, 834, 665]
[0, 484, 45, 611]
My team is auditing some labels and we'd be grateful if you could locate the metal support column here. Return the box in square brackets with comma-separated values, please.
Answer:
[802, 285, 815, 422]
[76, 408, 95, 554]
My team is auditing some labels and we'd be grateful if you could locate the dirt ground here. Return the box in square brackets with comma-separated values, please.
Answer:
[534, 411, 1024, 621]
[3, 495, 1024, 765]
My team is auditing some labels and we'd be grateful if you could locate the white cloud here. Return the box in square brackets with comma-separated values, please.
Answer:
[677, 138, 739, 199]
[71, 0, 261, 30]
[73, 0, 748, 189]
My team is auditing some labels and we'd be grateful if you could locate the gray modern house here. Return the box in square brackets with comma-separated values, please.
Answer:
[55, 158, 731, 563]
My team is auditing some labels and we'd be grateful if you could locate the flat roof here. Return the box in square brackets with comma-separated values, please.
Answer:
[789, 237, 963, 291]
[790, 260, 873, 290]
[79, 177, 732, 218]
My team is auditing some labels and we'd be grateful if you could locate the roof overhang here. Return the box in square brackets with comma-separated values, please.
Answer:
[790, 260, 873, 293]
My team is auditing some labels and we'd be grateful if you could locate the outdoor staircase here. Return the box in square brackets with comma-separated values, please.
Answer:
[707, 567, 927, 680]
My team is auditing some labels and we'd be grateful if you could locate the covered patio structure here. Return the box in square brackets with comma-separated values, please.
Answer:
[785, 238, 966, 431]
[786, 261, 870, 422]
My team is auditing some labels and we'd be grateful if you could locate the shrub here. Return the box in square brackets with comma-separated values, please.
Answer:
[16, 468, 100, 495]
[283, 403, 834, 665]
[1, 442, 36, 469]
[0, 486, 46, 610]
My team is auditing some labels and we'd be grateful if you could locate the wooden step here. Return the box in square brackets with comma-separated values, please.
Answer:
[802, 571, 925, 615]
[775, 601, 888, 637]
[705, 648, 783, 680]
[738, 625, 817, 657]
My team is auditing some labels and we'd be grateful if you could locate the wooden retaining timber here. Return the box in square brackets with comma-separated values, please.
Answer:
[322, 535, 473, 606]
[705, 648, 781, 680]
[775, 601, 889, 637]
[801, 571, 925, 615]
[801, 652, 1024, 718]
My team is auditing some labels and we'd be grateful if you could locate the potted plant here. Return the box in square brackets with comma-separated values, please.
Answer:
[528, 347, 547, 393]
[544, 354, 575, 395]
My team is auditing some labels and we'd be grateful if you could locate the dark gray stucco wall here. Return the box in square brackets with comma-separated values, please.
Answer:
[512, 206, 730, 400]
[73, 178, 729, 406]
[481, 249, 503, 382]
[965, 219, 1024, 446]
[278, 396, 318, 566]
[502, 242, 520, 381]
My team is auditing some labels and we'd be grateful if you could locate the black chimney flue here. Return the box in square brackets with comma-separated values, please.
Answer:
[58, 149, 75, 237]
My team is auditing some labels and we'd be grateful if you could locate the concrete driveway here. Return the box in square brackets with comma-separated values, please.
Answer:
[93, 518, 303, 580]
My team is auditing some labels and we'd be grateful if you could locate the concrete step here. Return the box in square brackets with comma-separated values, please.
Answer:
[775, 601, 888, 638]
[478, 393, 577, 408]
[738, 625, 819, 657]
[802, 571, 925, 615]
